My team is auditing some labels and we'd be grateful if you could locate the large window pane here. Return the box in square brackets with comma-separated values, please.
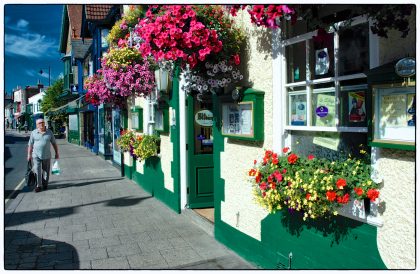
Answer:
[338, 23, 369, 75]
[286, 41, 306, 83]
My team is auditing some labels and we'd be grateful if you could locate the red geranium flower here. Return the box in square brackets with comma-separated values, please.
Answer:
[306, 193, 311, 200]
[336, 193, 350, 204]
[282, 147, 289, 154]
[259, 182, 268, 191]
[367, 189, 380, 201]
[326, 191, 337, 201]
[307, 154, 315, 160]
[354, 187, 363, 196]
[287, 153, 298, 164]
[248, 169, 256, 176]
[336, 178, 347, 190]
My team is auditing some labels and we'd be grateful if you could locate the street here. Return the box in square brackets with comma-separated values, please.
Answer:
[4, 129, 31, 206]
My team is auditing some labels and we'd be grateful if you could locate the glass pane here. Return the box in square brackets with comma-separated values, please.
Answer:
[311, 84, 336, 127]
[309, 32, 334, 79]
[283, 19, 309, 39]
[288, 90, 307, 126]
[194, 100, 213, 154]
[286, 41, 306, 83]
[338, 23, 369, 75]
[99, 108, 104, 145]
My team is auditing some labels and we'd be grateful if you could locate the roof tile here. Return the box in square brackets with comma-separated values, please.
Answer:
[85, 4, 114, 21]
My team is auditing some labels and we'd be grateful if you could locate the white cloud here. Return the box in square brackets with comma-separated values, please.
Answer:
[7, 18, 30, 32]
[25, 69, 36, 77]
[5, 33, 57, 58]
[16, 19, 29, 29]
[57, 73, 64, 79]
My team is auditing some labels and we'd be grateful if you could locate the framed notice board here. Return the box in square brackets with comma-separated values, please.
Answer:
[221, 88, 264, 141]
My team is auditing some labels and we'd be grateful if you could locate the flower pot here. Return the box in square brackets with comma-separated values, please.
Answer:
[337, 198, 367, 222]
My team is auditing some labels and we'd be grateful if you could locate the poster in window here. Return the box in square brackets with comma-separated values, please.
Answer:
[348, 91, 366, 122]
[240, 104, 252, 135]
[315, 93, 335, 127]
[407, 94, 415, 126]
[315, 48, 330, 75]
[291, 101, 306, 125]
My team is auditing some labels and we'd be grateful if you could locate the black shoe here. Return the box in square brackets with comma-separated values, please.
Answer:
[35, 187, 41, 193]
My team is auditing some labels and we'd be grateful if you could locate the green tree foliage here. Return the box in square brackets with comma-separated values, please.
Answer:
[40, 78, 65, 113]
[40, 78, 68, 127]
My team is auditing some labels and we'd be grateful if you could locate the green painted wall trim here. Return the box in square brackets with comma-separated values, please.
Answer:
[212, 95, 386, 270]
[132, 160, 153, 195]
[168, 65, 181, 213]
[130, 66, 181, 213]
[124, 164, 132, 180]
[68, 130, 80, 145]
[369, 141, 415, 151]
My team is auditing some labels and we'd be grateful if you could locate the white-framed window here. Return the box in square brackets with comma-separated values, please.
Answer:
[282, 16, 370, 133]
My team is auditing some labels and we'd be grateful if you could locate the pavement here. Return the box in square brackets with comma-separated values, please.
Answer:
[4, 134, 256, 270]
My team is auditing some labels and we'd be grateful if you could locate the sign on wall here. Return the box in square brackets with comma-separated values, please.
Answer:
[69, 114, 78, 131]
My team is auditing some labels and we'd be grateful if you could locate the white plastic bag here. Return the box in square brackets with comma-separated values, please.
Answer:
[52, 160, 61, 175]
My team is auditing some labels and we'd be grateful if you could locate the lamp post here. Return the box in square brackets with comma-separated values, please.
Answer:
[39, 66, 51, 87]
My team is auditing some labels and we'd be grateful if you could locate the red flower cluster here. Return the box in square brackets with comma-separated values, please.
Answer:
[336, 178, 347, 190]
[263, 150, 278, 165]
[226, 4, 295, 29]
[354, 187, 364, 196]
[367, 189, 380, 201]
[136, 5, 240, 70]
[287, 153, 298, 164]
[326, 191, 336, 201]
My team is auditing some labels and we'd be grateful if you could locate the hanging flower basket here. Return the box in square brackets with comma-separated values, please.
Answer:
[133, 5, 246, 97]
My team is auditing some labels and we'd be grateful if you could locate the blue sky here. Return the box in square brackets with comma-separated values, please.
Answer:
[4, 4, 64, 94]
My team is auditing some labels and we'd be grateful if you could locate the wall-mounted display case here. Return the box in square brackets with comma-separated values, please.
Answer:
[371, 86, 415, 149]
[221, 88, 264, 141]
[367, 58, 416, 151]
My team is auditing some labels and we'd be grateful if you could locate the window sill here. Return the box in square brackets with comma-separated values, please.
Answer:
[285, 126, 368, 133]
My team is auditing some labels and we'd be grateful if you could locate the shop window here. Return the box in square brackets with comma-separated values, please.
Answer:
[284, 18, 369, 132]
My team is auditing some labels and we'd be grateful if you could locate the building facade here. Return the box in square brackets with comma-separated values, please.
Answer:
[61, 4, 416, 269]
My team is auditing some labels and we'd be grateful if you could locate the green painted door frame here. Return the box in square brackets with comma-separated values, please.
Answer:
[187, 95, 214, 208]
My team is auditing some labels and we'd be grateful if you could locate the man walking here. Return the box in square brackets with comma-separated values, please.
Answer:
[27, 118, 59, 192]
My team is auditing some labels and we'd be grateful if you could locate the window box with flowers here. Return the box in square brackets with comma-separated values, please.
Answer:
[247, 147, 382, 225]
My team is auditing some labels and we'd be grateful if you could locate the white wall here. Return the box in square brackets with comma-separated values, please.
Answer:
[220, 10, 273, 240]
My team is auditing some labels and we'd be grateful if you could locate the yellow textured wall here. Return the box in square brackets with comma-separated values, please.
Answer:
[220, 10, 272, 240]
[375, 149, 415, 269]
[160, 133, 174, 192]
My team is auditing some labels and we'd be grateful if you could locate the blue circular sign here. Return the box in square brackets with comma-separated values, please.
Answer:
[316, 106, 329, 117]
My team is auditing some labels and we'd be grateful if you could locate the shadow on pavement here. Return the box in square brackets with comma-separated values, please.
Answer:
[4, 196, 152, 227]
[4, 230, 80, 269]
[47, 177, 125, 190]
